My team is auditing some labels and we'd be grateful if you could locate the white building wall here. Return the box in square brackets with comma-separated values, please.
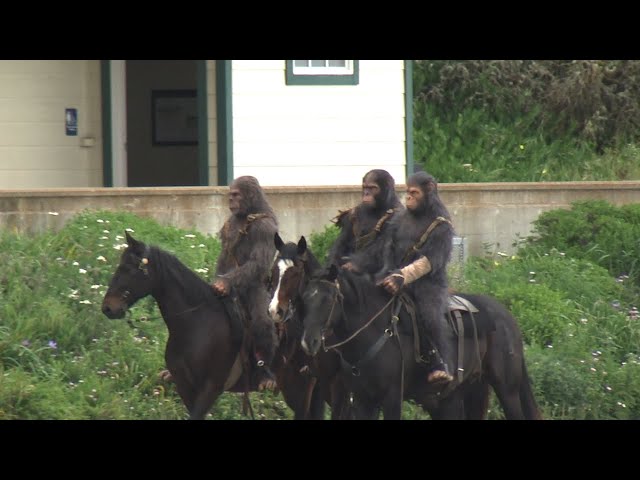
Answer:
[0, 60, 103, 188]
[231, 60, 406, 186]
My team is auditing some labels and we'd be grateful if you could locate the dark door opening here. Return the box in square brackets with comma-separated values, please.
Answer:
[125, 60, 199, 186]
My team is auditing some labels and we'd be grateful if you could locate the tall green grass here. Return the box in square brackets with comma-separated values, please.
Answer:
[2, 208, 639, 419]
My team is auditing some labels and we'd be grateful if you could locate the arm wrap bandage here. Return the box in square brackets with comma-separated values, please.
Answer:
[400, 255, 432, 284]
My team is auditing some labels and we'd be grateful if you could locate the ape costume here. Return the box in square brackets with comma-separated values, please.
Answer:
[328, 169, 404, 276]
[214, 176, 279, 390]
[380, 171, 455, 385]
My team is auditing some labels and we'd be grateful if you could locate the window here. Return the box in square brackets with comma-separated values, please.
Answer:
[151, 90, 198, 146]
[285, 60, 359, 85]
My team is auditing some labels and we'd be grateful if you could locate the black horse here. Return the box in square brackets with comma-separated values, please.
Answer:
[101, 232, 251, 419]
[268, 233, 349, 419]
[299, 265, 541, 420]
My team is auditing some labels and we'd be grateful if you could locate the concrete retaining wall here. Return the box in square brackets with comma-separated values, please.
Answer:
[1, 181, 639, 257]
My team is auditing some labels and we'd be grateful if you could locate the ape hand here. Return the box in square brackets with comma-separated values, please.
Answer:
[380, 270, 405, 295]
[212, 279, 229, 296]
[341, 261, 359, 272]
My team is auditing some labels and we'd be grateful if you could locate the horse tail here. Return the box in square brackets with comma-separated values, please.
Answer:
[519, 356, 543, 420]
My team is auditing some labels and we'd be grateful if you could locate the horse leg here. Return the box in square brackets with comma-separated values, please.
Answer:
[491, 381, 525, 420]
[430, 390, 466, 420]
[307, 380, 327, 420]
[188, 380, 224, 420]
[381, 390, 403, 420]
[463, 380, 490, 420]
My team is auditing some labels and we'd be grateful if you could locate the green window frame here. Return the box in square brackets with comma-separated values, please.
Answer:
[285, 60, 359, 85]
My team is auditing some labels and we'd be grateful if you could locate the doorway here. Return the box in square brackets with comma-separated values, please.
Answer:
[125, 60, 199, 186]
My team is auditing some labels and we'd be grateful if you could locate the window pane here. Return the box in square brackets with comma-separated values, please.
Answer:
[310, 60, 327, 67]
[328, 60, 346, 67]
[294, 60, 309, 67]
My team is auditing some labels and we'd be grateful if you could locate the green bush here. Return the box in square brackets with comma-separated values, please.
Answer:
[413, 60, 640, 182]
[526, 200, 640, 288]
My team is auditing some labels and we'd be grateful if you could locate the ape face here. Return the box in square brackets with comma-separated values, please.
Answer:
[228, 186, 244, 216]
[362, 176, 381, 207]
[405, 184, 424, 212]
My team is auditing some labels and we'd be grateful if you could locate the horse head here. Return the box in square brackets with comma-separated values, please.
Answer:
[300, 264, 344, 356]
[101, 231, 154, 319]
[269, 232, 312, 323]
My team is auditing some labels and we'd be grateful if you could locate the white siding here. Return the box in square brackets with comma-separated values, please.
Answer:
[0, 60, 103, 188]
[231, 60, 407, 186]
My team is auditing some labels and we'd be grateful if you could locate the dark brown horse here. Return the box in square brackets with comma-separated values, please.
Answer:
[299, 265, 542, 420]
[102, 232, 262, 419]
[268, 233, 349, 419]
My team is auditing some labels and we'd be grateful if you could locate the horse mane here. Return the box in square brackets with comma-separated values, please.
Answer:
[147, 245, 222, 310]
[305, 249, 322, 275]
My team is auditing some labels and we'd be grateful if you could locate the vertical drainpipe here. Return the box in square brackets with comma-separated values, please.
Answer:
[404, 59, 414, 179]
[216, 60, 233, 186]
[101, 60, 113, 187]
[197, 60, 209, 186]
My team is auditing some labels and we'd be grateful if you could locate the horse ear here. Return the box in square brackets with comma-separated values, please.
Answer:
[297, 236, 307, 255]
[125, 230, 136, 245]
[125, 230, 144, 254]
[274, 232, 284, 251]
[327, 263, 339, 282]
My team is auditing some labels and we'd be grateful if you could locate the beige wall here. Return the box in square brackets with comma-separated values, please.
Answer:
[125, 60, 198, 186]
[0, 60, 103, 188]
[231, 60, 407, 186]
[2, 182, 639, 258]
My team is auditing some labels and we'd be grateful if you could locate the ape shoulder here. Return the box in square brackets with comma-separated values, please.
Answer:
[331, 208, 356, 228]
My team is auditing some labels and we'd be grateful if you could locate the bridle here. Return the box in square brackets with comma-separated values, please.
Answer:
[317, 279, 396, 353]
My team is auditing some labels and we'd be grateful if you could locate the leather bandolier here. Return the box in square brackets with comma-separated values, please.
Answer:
[332, 207, 398, 253]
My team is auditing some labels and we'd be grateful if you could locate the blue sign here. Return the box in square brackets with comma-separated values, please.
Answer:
[65, 108, 78, 136]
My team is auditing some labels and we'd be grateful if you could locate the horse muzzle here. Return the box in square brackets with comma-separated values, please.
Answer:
[301, 332, 321, 357]
[101, 296, 128, 319]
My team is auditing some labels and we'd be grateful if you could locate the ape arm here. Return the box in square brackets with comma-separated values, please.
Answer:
[327, 210, 355, 267]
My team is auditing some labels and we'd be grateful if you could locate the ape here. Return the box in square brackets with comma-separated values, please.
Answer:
[213, 175, 279, 390]
[328, 169, 404, 275]
[380, 171, 455, 385]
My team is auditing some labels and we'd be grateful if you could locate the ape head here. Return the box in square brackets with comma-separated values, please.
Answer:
[228, 175, 270, 217]
[361, 169, 398, 212]
[405, 171, 438, 216]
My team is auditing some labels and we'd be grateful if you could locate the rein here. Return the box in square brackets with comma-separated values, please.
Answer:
[321, 280, 396, 351]
[318, 279, 406, 415]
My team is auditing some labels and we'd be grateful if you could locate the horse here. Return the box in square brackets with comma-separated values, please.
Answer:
[268, 233, 350, 419]
[101, 231, 264, 420]
[299, 265, 542, 420]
